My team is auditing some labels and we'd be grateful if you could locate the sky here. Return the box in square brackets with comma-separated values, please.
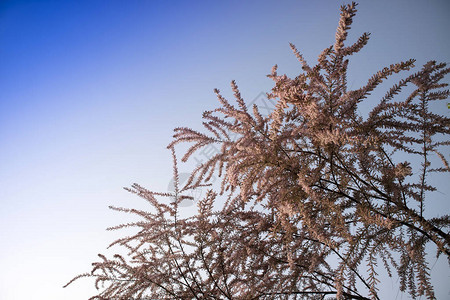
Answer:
[0, 0, 449, 299]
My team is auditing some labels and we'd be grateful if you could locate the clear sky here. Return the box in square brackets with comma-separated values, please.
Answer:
[0, 0, 449, 299]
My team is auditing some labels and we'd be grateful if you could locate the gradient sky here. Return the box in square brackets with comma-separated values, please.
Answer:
[1, 0, 449, 299]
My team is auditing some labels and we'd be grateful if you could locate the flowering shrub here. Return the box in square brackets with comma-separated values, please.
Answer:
[66, 2, 449, 299]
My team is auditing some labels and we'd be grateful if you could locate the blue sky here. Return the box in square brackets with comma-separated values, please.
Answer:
[1, 0, 449, 299]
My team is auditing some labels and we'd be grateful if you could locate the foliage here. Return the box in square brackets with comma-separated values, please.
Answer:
[65, 2, 449, 299]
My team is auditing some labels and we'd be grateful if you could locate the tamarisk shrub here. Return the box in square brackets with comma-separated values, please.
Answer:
[65, 2, 449, 299]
